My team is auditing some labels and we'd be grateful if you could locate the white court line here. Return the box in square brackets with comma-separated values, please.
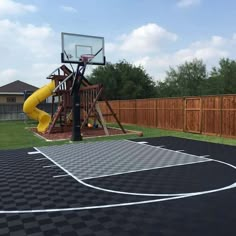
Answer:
[35, 158, 47, 161]
[126, 140, 211, 161]
[201, 155, 210, 158]
[1, 181, 236, 214]
[79, 158, 236, 197]
[0, 176, 236, 214]
[43, 165, 57, 168]
[33, 147, 184, 197]
[81, 159, 212, 181]
[137, 141, 148, 144]
[53, 174, 69, 178]
[0, 193, 216, 214]
[34, 146, 236, 198]
[28, 151, 40, 155]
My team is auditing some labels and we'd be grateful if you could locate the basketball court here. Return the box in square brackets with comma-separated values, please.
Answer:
[0, 136, 236, 235]
[3, 33, 236, 235]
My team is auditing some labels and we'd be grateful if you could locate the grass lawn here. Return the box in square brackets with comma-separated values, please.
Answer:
[1, 120, 236, 150]
[0, 121, 68, 150]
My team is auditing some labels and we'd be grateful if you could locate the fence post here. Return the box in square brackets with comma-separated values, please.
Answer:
[200, 96, 203, 134]
[118, 100, 121, 123]
[156, 98, 158, 128]
[183, 97, 186, 132]
[220, 95, 223, 137]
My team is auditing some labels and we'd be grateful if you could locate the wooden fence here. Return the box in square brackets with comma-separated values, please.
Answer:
[99, 95, 236, 138]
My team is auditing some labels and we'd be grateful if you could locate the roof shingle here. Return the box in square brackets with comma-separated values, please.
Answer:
[0, 80, 38, 93]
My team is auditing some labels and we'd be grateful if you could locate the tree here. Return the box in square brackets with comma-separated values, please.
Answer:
[156, 78, 180, 98]
[156, 59, 207, 97]
[88, 60, 157, 100]
[208, 58, 236, 94]
[201, 76, 224, 95]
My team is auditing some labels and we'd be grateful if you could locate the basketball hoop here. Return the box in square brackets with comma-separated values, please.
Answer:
[80, 54, 95, 64]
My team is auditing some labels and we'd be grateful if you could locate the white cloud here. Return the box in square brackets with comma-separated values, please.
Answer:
[148, 36, 232, 80]
[0, 68, 17, 77]
[133, 56, 150, 68]
[177, 0, 201, 8]
[0, 68, 17, 79]
[30, 63, 61, 82]
[185, 36, 229, 62]
[107, 26, 236, 81]
[60, 5, 77, 13]
[120, 23, 178, 54]
[211, 36, 226, 47]
[106, 42, 118, 53]
[0, 69, 18, 85]
[0, 19, 60, 87]
[0, 0, 37, 16]
[18, 24, 56, 58]
[0, 19, 57, 58]
[1, 19, 235, 89]
[194, 47, 227, 59]
[191, 35, 227, 48]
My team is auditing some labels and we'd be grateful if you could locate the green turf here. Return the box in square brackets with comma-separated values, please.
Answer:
[0, 120, 68, 150]
[0, 120, 236, 150]
[110, 124, 236, 146]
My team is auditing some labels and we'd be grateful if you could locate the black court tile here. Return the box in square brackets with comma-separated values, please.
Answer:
[0, 137, 236, 236]
[1, 191, 236, 236]
[0, 148, 157, 212]
[132, 136, 236, 165]
[85, 160, 236, 194]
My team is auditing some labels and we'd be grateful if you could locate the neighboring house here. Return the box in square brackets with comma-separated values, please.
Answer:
[0, 80, 38, 104]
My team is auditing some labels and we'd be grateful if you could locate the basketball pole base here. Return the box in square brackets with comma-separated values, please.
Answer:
[71, 127, 82, 141]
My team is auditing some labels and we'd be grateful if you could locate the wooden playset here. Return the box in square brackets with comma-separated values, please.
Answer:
[46, 65, 125, 136]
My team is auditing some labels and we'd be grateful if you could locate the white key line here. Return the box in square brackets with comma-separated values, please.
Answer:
[53, 174, 69, 178]
[201, 155, 210, 158]
[81, 159, 213, 181]
[28, 151, 40, 155]
[126, 140, 211, 161]
[43, 165, 57, 168]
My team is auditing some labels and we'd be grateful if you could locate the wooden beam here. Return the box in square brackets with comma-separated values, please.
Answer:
[47, 105, 64, 134]
[95, 103, 109, 135]
[81, 87, 104, 129]
[105, 99, 126, 133]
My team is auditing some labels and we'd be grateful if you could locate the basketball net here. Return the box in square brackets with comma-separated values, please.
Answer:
[80, 54, 95, 64]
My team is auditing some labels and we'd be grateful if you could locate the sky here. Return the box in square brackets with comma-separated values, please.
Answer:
[1, 0, 236, 87]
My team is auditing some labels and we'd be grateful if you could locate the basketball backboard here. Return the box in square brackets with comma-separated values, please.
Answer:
[61, 32, 105, 65]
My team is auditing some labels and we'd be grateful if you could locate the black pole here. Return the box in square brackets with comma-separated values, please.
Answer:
[71, 78, 82, 141]
[71, 62, 88, 141]
[71, 65, 83, 141]
[63, 46, 104, 141]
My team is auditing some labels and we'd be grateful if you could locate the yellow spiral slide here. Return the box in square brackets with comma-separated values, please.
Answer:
[23, 80, 55, 133]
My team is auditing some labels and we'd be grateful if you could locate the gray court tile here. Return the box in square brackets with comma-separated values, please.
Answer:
[37, 140, 210, 180]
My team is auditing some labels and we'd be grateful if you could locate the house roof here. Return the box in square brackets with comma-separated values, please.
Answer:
[0, 80, 38, 93]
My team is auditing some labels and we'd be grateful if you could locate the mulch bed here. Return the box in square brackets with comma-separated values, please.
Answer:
[31, 127, 139, 141]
